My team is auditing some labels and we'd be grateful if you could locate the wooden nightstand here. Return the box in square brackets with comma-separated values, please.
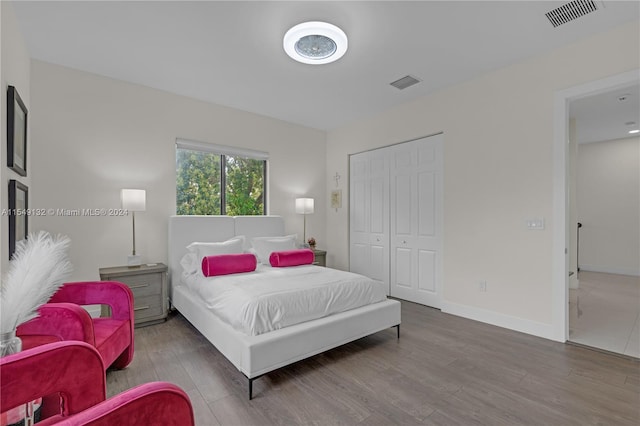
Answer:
[99, 263, 168, 327]
[312, 249, 327, 267]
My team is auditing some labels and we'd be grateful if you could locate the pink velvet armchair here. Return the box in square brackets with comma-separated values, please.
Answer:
[16, 281, 135, 370]
[0, 341, 194, 425]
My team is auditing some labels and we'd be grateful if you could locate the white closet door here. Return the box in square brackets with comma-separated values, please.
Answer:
[390, 134, 443, 307]
[349, 150, 390, 293]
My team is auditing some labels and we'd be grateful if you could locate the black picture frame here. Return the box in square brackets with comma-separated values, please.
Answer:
[8, 180, 28, 260]
[7, 85, 28, 177]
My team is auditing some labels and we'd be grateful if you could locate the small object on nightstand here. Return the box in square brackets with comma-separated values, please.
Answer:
[99, 263, 168, 327]
[312, 249, 326, 267]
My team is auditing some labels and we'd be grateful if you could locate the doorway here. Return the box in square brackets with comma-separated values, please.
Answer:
[568, 85, 639, 357]
[552, 69, 640, 348]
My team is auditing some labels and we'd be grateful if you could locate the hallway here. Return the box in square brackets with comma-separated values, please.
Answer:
[569, 271, 640, 358]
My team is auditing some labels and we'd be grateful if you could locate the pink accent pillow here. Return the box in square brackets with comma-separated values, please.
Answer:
[201, 253, 257, 277]
[269, 249, 315, 267]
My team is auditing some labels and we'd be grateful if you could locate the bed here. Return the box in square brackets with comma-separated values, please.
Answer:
[168, 215, 401, 399]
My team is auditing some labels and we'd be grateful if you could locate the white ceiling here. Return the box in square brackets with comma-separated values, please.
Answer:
[570, 83, 640, 144]
[11, 1, 640, 132]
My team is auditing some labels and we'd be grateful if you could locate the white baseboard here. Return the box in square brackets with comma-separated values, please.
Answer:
[569, 274, 579, 289]
[580, 264, 640, 277]
[441, 301, 557, 342]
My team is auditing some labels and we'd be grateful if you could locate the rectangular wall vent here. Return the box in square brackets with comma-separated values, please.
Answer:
[545, 0, 600, 28]
[390, 75, 421, 90]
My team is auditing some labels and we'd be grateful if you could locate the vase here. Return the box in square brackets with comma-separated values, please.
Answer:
[0, 329, 22, 357]
[309, 244, 316, 251]
[1, 330, 41, 426]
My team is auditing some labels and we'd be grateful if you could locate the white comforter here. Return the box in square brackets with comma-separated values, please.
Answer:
[183, 265, 387, 336]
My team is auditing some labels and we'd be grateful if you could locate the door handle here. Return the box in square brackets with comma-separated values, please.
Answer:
[402, 240, 407, 244]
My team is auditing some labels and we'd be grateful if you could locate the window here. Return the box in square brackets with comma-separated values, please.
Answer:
[176, 139, 267, 215]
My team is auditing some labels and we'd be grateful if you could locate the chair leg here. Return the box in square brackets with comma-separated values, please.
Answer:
[110, 347, 133, 370]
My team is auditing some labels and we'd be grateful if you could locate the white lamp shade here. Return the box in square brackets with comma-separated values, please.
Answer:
[121, 189, 146, 211]
[295, 198, 314, 214]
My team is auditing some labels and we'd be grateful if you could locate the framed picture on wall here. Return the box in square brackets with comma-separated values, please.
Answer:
[8, 180, 28, 259]
[7, 85, 28, 177]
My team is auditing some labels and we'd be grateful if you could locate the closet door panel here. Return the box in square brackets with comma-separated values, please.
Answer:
[370, 177, 385, 234]
[349, 154, 370, 276]
[418, 250, 436, 292]
[350, 243, 369, 276]
[394, 149, 412, 169]
[349, 151, 389, 293]
[370, 244, 386, 283]
[351, 180, 368, 233]
[394, 174, 412, 236]
[418, 143, 436, 165]
[394, 247, 412, 288]
[418, 171, 436, 237]
[390, 135, 443, 308]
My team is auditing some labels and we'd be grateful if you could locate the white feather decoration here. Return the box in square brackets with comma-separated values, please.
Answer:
[0, 231, 73, 332]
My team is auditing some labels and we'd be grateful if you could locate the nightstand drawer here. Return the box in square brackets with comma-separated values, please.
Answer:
[133, 294, 164, 322]
[99, 263, 168, 327]
[117, 273, 163, 298]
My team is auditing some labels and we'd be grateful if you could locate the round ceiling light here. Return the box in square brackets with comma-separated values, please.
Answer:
[283, 21, 348, 65]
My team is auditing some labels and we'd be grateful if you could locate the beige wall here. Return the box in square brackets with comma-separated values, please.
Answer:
[29, 61, 326, 282]
[577, 136, 640, 276]
[1, 2, 31, 274]
[326, 20, 639, 338]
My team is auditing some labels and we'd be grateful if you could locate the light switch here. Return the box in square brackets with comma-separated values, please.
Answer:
[526, 218, 545, 230]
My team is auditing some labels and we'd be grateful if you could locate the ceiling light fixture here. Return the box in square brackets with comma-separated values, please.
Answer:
[283, 21, 348, 65]
[629, 129, 639, 134]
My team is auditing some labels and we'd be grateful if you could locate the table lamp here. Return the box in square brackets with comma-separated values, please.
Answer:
[121, 189, 146, 266]
[295, 197, 314, 247]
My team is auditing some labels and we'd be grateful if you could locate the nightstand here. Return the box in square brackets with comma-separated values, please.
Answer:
[99, 263, 168, 327]
[312, 249, 327, 267]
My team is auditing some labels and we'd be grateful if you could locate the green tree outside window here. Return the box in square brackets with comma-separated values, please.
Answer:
[176, 148, 265, 215]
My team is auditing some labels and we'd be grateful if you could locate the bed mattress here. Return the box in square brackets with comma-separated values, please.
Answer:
[181, 264, 387, 336]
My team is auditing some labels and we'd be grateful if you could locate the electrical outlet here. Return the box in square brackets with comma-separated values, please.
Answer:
[479, 280, 487, 292]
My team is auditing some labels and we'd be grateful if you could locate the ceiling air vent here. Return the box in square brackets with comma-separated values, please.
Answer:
[545, 0, 602, 28]
[390, 75, 421, 90]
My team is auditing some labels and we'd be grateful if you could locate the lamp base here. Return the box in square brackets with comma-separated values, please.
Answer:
[127, 255, 142, 267]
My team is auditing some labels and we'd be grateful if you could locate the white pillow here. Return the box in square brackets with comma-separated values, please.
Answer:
[179, 252, 198, 275]
[186, 236, 246, 262]
[251, 234, 297, 264]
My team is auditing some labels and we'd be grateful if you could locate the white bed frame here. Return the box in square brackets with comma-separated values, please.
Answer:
[168, 215, 401, 399]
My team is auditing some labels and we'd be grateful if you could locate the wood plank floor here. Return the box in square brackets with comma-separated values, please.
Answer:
[106, 301, 640, 425]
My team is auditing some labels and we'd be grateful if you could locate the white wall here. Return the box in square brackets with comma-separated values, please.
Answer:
[326, 20, 639, 339]
[29, 61, 326, 282]
[1, 2, 31, 274]
[577, 136, 640, 276]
